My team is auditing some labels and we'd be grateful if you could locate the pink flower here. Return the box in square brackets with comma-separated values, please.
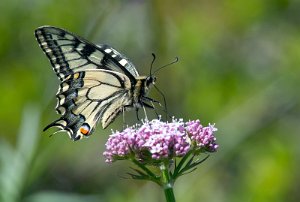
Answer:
[103, 118, 218, 163]
[186, 120, 219, 152]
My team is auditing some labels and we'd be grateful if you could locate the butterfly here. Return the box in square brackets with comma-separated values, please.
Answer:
[35, 26, 157, 141]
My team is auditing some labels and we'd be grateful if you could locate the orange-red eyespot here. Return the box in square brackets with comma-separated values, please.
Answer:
[80, 123, 90, 136]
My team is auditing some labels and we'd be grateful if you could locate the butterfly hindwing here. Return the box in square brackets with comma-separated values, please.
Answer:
[44, 69, 133, 140]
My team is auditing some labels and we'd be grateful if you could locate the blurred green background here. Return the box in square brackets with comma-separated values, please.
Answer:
[1, 0, 300, 201]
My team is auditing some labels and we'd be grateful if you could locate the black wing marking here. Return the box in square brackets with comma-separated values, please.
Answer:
[35, 26, 139, 82]
[44, 69, 133, 141]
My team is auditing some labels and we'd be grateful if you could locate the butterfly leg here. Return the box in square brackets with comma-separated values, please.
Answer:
[151, 102, 160, 119]
[135, 108, 140, 121]
[142, 105, 148, 121]
[135, 106, 148, 122]
[142, 97, 165, 119]
[143, 97, 161, 105]
[145, 100, 159, 119]
[122, 107, 127, 129]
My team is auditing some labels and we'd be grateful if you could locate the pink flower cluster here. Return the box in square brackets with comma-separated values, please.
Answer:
[186, 120, 219, 152]
[103, 119, 218, 163]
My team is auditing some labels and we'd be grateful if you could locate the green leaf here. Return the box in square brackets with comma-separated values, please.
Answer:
[173, 155, 209, 180]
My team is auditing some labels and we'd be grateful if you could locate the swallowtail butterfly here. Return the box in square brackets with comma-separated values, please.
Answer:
[35, 26, 156, 141]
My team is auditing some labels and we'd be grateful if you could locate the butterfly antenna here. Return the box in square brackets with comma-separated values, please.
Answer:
[150, 53, 156, 76]
[153, 56, 179, 75]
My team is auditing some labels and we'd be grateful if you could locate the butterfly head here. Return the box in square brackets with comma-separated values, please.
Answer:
[146, 75, 156, 87]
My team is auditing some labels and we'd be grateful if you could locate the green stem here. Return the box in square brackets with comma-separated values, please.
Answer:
[160, 162, 176, 202]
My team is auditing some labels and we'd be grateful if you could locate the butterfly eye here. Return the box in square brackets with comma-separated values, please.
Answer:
[146, 76, 156, 86]
[80, 123, 91, 136]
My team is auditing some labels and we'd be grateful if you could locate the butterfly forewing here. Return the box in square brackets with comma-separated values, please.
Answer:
[35, 26, 139, 81]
